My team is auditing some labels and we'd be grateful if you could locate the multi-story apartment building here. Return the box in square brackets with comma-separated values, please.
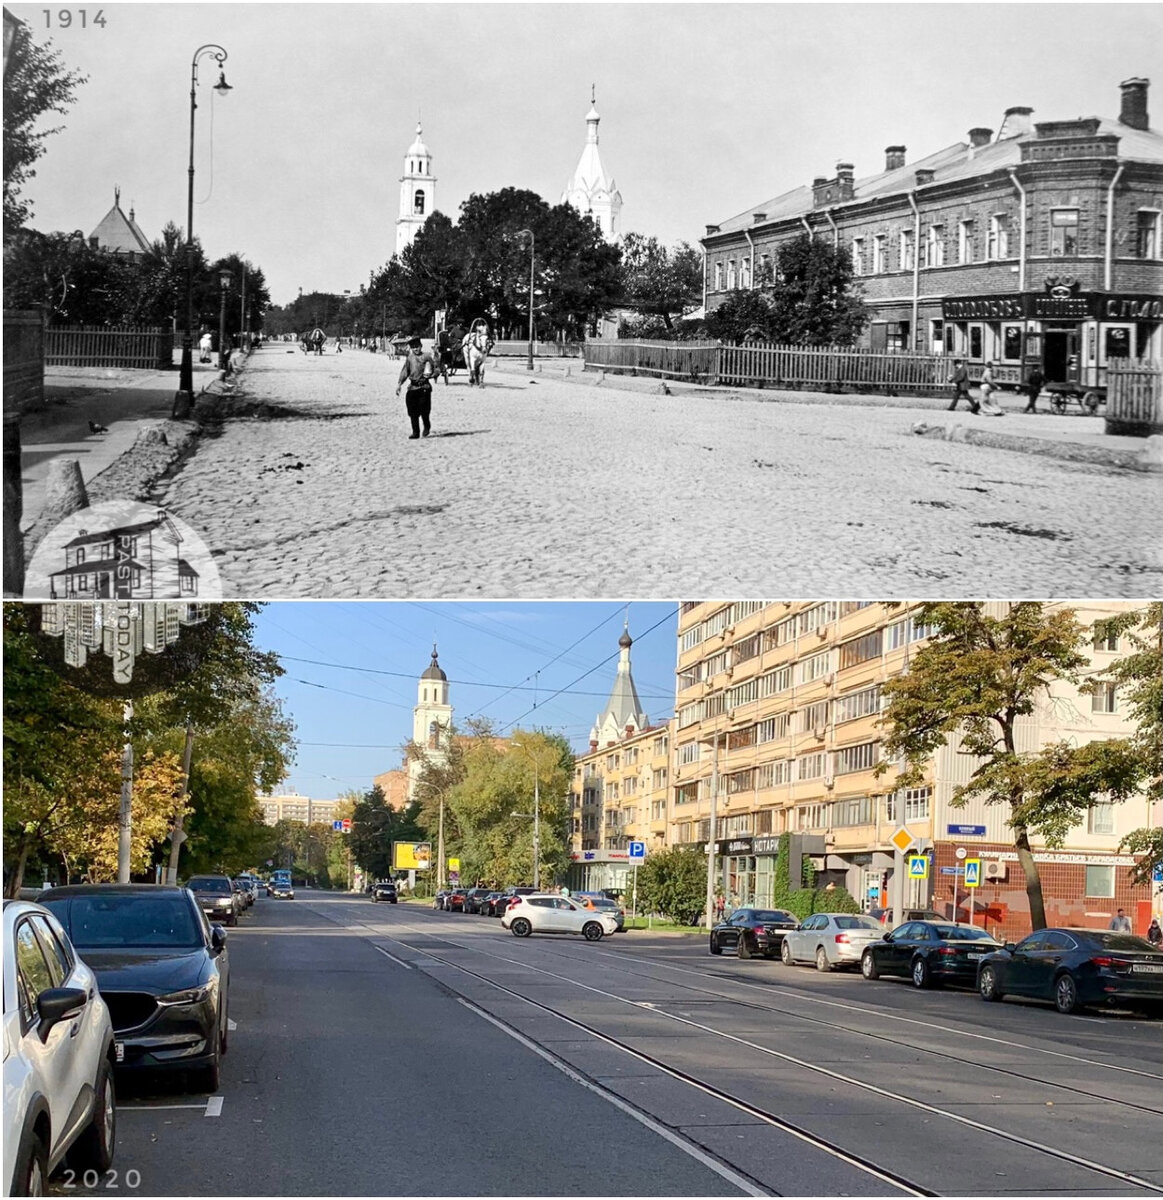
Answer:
[674, 601, 1155, 941]
[258, 792, 342, 827]
[702, 79, 1163, 396]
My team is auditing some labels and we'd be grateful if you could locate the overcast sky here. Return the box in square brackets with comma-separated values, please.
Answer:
[12, 3, 1160, 305]
[252, 600, 679, 799]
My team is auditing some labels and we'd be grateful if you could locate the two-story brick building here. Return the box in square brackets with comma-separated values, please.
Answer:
[702, 79, 1163, 398]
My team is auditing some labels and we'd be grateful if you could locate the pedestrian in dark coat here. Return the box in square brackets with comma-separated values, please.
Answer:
[1023, 366, 1045, 413]
[948, 359, 977, 412]
[395, 336, 436, 439]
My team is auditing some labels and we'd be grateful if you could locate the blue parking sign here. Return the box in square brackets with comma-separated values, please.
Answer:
[628, 841, 646, 861]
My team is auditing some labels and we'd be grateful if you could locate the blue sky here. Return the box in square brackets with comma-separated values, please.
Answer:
[252, 601, 679, 798]
[11, 3, 1159, 303]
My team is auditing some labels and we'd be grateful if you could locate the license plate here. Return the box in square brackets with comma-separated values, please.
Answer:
[114, 1041, 125, 1062]
[967, 952, 984, 960]
[1133, 963, 1163, 974]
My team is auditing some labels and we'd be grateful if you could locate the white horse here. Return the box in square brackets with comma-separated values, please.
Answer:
[462, 322, 494, 386]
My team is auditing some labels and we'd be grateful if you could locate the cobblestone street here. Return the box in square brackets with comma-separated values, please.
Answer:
[156, 348, 1161, 597]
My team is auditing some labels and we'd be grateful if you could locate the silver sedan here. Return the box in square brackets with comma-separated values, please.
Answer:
[780, 912, 886, 971]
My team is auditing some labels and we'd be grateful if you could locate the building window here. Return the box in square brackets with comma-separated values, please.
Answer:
[740, 257, 751, 289]
[797, 651, 833, 684]
[1003, 325, 1023, 361]
[958, 219, 975, 264]
[758, 253, 772, 284]
[1091, 682, 1117, 714]
[840, 630, 882, 669]
[1084, 863, 1114, 898]
[714, 262, 723, 291]
[727, 260, 737, 289]
[834, 741, 878, 775]
[886, 786, 931, 822]
[1093, 621, 1119, 652]
[760, 665, 793, 697]
[872, 234, 886, 274]
[1138, 210, 1161, 259]
[1050, 208, 1079, 257]
[757, 713, 791, 742]
[899, 229, 915, 272]
[797, 752, 826, 780]
[414, 189, 425, 215]
[797, 802, 829, 829]
[798, 602, 836, 635]
[799, 700, 829, 734]
[835, 685, 880, 724]
[832, 795, 874, 827]
[987, 214, 1009, 259]
[1088, 803, 1115, 836]
[926, 224, 945, 268]
[851, 238, 864, 276]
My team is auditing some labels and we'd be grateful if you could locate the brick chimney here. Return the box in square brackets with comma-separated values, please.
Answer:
[968, 128, 994, 148]
[915, 167, 935, 186]
[998, 106, 1034, 139]
[835, 162, 855, 202]
[1120, 77, 1150, 131]
[885, 145, 907, 170]
[705, 224, 720, 236]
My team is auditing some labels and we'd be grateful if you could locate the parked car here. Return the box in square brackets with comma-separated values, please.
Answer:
[3, 899, 118, 1197]
[371, 882, 398, 904]
[445, 889, 469, 913]
[232, 878, 254, 908]
[186, 875, 240, 926]
[869, 907, 943, 925]
[976, 927, 1163, 1014]
[860, 921, 1003, 988]
[433, 890, 450, 911]
[710, 908, 798, 959]
[36, 885, 230, 1092]
[480, 892, 507, 917]
[573, 893, 627, 931]
[780, 912, 886, 971]
[501, 894, 619, 941]
[463, 888, 495, 915]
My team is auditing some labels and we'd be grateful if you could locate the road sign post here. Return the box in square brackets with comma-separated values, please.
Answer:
[963, 858, 981, 926]
[890, 827, 915, 926]
[628, 841, 645, 923]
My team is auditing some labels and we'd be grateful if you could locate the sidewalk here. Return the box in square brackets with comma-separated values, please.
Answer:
[490, 359, 1161, 473]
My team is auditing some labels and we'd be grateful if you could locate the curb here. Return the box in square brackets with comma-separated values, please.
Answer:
[910, 420, 1162, 473]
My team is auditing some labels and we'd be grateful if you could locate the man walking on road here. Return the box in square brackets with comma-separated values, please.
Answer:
[1108, 908, 1132, 931]
[948, 359, 977, 413]
[396, 336, 436, 439]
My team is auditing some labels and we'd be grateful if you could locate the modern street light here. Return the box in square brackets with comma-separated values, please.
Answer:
[516, 227, 535, 371]
[174, 44, 232, 417]
[511, 798, 541, 891]
[217, 268, 233, 372]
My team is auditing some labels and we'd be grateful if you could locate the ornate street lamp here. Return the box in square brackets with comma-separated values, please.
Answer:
[217, 268, 233, 372]
[174, 45, 232, 416]
[516, 228, 535, 371]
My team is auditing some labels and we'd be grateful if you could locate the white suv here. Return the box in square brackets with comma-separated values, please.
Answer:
[501, 894, 620, 941]
[3, 900, 117, 1195]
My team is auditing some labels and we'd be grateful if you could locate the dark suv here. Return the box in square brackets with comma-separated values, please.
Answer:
[371, 882, 398, 903]
[464, 887, 495, 915]
[186, 875, 239, 926]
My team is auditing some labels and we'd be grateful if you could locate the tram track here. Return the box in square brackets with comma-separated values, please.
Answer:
[319, 901, 1163, 1196]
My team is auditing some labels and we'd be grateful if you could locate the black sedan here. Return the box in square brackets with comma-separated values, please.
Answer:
[977, 927, 1163, 1015]
[709, 908, 799, 959]
[37, 884, 230, 1091]
[371, 882, 398, 903]
[463, 888, 494, 915]
[860, 920, 1002, 988]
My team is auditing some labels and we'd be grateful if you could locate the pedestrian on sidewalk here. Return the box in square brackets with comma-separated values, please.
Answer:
[979, 361, 1004, 416]
[1147, 917, 1162, 946]
[947, 359, 977, 412]
[395, 335, 436, 439]
[1108, 908, 1132, 932]
[1023, 365, 1045, 413]
[199, 330, 213, 364]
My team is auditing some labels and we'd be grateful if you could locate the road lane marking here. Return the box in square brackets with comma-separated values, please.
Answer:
[458, 998, 767, 1198]
[227, 1018, 237, 1031]
[204, 1096, 224, 1117]
[372, 945, 412, 969]
[119, 1104, 207, 1112]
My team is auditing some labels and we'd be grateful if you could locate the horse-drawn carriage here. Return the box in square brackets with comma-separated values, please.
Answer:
[300, 328, 326, 355]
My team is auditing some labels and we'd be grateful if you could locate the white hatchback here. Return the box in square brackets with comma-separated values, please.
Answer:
[780, 912, 886, 971]
[3, 900, 117, 1196]
[501, 895, 620, 941]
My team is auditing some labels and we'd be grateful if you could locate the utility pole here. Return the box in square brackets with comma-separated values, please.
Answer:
[704, 733, 720, 930]
[166, 718, 194, 885]
[533, 765, 541, 891]
[437, 791, 446, 890]
[117, 701, 134, 883]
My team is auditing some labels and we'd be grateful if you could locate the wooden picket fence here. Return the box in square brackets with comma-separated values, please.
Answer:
[45, 325, 172, 369]
[583, 339, 953, 390]
[1104, 359, 1163, 436]
[489, 339, 584, 358]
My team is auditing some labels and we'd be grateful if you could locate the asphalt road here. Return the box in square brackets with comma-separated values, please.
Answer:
[81, 892, 1163, 1198]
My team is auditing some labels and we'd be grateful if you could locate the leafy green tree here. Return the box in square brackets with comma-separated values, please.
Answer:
[3, 20, 86, 238]
[702, 289, 778, 343]
[636, 846, 706, 925]
[768, 233, 868, 345]
[769, 833, 860, 918]
[2, 229, 134, 322]
[877, 603, 1150, 931]
[618, 233, 702, 332]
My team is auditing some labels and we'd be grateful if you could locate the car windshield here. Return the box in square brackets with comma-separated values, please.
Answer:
[188, 877, 231, 894]
[834, 915, 883, 930]
[933, 925, 998, 942]
[43, 894, 201, 948]
[752, 910, 794, 923]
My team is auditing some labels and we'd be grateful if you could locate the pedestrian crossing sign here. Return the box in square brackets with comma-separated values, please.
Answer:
[907, 855, 929, 880]
[964, 858, 982, 888]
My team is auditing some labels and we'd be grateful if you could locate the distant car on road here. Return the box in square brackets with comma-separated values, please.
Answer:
[860, 921, 1002, 988]
[501, 894, 619, 941]
[3, 899, 118, 1197]
[37, 885, 230, 1092]
[463, 888, 494, 915]
[977, 927, 1163, 1014]
[780, 912, 885, 971]
[869, 907, 942, 925]
[371, 882, 398, 904]
[710, 908, 798, 959]
[270, 870, 294, 900]
[445, 889, 468, 913]
[479, 892, 507, 917]
[232, 878, 254, 908]
[186, 875, 240, 926]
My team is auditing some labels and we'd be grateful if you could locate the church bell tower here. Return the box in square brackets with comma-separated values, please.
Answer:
[397, 122, 436, 256]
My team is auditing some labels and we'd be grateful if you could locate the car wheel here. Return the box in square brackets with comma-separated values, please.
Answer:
[69, 1058, 116, 1173]
[861, 950, 880, 980]
[911, 956, 932, 989]
[510, 918, 532, 938]
[781, 939, 793, 965]
[979, 965, 1003, 1001]
[219, 1005, 229, 1055]
[13, 1130, 48, 1197]
[815, 946, 831, 972]
[582, 921, 604, 942]
[1054, 972, 1082, 1014]
[226, 913, 237, 927]
[737, 935, 751, 960]
[709, 935, 721, 955]
[198, 1046, 222, 1093]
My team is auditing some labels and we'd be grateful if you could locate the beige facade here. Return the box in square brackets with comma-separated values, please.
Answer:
[673, 601, 1154, 938]
[259, 792, 342, 827]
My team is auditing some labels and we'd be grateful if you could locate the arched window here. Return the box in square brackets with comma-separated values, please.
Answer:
[414, 190, 425, 215]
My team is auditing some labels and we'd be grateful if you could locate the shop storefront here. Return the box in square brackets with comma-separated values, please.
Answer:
[941, 284, 1162, 399]
[715, 836, 782, 907]
[567, 849, 631, 895]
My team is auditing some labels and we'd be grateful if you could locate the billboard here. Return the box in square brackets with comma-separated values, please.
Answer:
[393, 842, 432, 870]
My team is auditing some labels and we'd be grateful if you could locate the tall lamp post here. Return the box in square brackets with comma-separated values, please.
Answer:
[217, 268, 233, 372]
[516, 228, 535, 371]
[174, 45, 232, 417]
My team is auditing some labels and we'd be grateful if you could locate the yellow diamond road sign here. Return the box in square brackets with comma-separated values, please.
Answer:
[891, 827, 915, 854]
